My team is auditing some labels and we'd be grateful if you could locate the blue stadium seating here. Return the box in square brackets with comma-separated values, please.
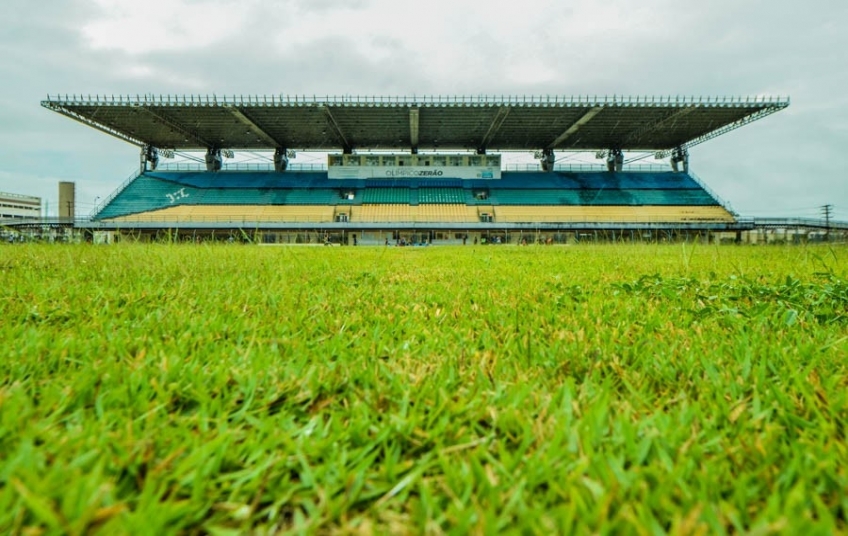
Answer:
[95, 174, 194, 219]
[419, 188, 466, 204]
[94, 170, 724, 220]
[144, 170, 704, 191]
[361, 188, 411, 204]
[485, 188, 717, 206]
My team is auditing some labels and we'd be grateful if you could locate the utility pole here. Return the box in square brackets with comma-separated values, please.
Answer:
[821, 204, 833, 241]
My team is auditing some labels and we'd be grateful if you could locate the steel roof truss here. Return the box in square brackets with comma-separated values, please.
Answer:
[139, 106, 213, 149]
[548, 106, 603, 149]
[655, 105, 787, 158]
[226, 106, 281, 148]
[41, 95, 790, 153]
[620, 105, 697, 148]
[40, 102, 144, 147]
[479, 106, 511, 151]
[322, 105, 351, 152]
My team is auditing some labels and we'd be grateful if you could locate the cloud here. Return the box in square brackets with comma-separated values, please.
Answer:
[81, 0, 253, 54]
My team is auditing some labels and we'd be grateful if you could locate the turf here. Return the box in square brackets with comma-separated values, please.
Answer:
[1, 243, 846, 534]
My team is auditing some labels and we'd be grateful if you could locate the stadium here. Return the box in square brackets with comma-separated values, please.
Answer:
[26, 92, 833, 245]
[6, 93, 848, 533]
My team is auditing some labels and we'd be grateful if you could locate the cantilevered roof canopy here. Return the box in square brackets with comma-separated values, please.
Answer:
[42, 94, 788, 156]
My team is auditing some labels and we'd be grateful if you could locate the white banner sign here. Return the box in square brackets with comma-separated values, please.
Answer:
[328, 165, 501, 180]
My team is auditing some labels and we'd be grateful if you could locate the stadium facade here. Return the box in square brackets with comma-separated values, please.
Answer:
[38, 93, 791, 244]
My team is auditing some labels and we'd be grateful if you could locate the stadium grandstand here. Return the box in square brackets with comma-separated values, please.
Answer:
[26, 93, 809, 244]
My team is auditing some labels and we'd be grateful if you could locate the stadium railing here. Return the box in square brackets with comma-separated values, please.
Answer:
[47, 94, 790, 108]
[90, 167, 145, 218]
[152, 162, 674, 173]
[504, 163, 671, 173]
[687, 169, 737, 215]
[156, 163, 326, 172]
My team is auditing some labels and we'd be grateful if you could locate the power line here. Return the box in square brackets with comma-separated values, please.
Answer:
[821, 204, 833, 241]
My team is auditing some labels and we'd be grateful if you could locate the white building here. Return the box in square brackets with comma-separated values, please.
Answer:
[0, 191, 41, 220]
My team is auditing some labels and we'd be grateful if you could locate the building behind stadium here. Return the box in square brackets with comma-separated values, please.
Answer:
[0, 191, 41, 220]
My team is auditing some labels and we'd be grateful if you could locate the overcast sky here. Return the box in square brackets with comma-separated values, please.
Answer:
[1, 0, 846, 219]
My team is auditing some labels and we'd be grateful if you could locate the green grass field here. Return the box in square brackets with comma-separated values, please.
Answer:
[1, 243, 846, 534]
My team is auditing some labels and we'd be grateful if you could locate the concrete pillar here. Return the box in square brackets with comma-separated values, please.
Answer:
[59, 181, 75, 219]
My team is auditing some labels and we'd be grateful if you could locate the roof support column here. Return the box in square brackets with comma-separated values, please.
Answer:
[205, 148, 222, 172]
[539, 148, 555, 171]
[274, 147, 289, 172]
[607, 148, 623, 173]
[142, 145, 160, 172]
[670, 146, 689, 173]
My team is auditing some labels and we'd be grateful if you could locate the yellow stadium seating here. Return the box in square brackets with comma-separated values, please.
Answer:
[107, 205, 335, 223]
[492, 205, 735, 223]
[350, 204, 479, 223]
[105, 203, 734, 225]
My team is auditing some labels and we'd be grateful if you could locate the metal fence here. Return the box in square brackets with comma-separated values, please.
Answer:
[156, 163, 326, 172]
[153, 162, 670, 173]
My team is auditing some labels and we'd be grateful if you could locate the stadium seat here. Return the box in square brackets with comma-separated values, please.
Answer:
[94, 169, 734, 228]
[492, 205, 734, 223]
[106, 205, 335, 223]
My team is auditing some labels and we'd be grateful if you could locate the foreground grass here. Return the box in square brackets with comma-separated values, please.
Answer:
[1, 243, 846, 534]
